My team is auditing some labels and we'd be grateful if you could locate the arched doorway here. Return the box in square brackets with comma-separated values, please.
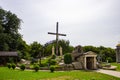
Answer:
[86, 57, 94, 69]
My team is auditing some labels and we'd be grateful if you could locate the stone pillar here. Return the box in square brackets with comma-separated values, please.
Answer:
[94, 56, 97, 69]
[84, 56, 87, 69]
[60, 46, 62, 56]
[116, 51, 118, 62]
[52, 46, 55, 55]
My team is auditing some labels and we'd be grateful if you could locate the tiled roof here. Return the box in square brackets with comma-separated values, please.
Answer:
[0, 52, 18, 57]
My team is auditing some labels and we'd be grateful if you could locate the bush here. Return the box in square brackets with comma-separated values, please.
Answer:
[64, 53, 72, 64]
[7, 63, 11, 69]
[20, 64, 26, 71]
[50, 59, 57, 65]
[50, 66, 55, 73]
[40, 60, 48, 67]
[51, 55, 56, 59]
[34, 64, 39, 72]
[11, 63, 16, 70]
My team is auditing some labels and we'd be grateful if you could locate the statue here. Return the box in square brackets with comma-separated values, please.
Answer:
[60, 46, 63, 56]
[52, 46, 55, 55]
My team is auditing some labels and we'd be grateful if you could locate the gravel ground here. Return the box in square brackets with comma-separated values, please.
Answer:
[96, 69, 120, 78]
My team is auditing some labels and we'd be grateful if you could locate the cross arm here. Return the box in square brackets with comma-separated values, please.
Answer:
[48, 32, 66, 36]
[48, 32, 56, 35]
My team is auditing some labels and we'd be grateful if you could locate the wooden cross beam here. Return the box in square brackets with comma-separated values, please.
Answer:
[48, 22, 66, 55]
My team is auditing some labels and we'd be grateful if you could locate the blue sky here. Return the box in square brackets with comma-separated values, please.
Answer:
[0, 0, 120, 48]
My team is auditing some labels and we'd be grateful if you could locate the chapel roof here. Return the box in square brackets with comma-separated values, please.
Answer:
[0, 51, 18, 57]
[83, 51, 97, 55]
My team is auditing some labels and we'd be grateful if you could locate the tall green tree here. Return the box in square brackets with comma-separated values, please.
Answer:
[59, 40, 74, 54]
[83, 46, 99, 53]
[0, 8, 22, 51]
[30, 41, 43, 58]
[0, 8, 31, 59]
[17, 40, 30, 59]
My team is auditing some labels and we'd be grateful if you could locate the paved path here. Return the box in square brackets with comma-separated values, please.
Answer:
[96, 69, 120, 78]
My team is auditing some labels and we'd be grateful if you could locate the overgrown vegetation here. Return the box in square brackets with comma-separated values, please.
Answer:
[11, 63, 16, 69]
[34, 64, 39, 72]
[50, 66, 55, 73]
[7, 63, 11, 69]
[20, 64, 26, 71]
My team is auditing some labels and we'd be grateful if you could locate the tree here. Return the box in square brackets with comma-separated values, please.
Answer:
[17, 40, 31, 59]
[0, 8, 22, 51]
[83, 45, 116, 62]
[59, 40, 74, 54]
[30, 41, 43, 58]
[44, 39, 74, 56]
[99, 48, 116, 62]
[0, 8, 31, 60]
[44, 44, 53, 56]
[83, 46, 99, 53]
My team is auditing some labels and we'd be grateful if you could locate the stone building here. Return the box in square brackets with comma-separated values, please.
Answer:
[0, 51, 18, 65]
[71, 45, 97, 70]
[116, 44, 120, 63]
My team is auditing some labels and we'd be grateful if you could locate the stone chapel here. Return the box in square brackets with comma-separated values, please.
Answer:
[71, 45, 97, 70]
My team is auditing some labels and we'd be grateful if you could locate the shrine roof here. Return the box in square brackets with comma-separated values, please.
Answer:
[0, 51, 18, 57]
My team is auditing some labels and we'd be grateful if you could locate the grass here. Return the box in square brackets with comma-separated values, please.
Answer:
[0, 67, 120, 80]
[111, 62, 120, 71]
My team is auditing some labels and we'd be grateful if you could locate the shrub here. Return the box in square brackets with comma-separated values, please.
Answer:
[7, 63, 11, 69]
[20, 64, 26, 71]
[34, 64, 39, 72]
[51, 55, 56, 59]
[11, 63, 16, 70]
[50, 66, 55, 73]
[64, 53, 72, 64]
[40, 60, 48, 67]
[50, 59, 57, 65]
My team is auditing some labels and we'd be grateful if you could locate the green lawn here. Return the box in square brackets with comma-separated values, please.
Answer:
[111, 63, 120, 71]
[0, 67, 120, 80]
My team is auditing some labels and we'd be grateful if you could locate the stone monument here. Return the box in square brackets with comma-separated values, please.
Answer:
[71, 45, 97, 70]
[52, 46, 55, 55]
[60, 46, 63, 56]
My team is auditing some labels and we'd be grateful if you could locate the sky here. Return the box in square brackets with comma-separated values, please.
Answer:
[0, 0, 120, 48]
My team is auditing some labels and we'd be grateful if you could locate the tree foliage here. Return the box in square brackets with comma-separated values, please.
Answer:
[82, 46, 116, 62]
[44, 39, 74, 56]
[30, 41, 43, 58]
[0, 8, 22, 51]
[0, 8, 31, 60]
